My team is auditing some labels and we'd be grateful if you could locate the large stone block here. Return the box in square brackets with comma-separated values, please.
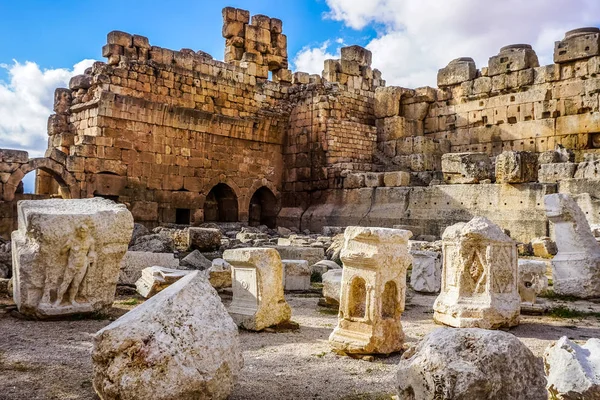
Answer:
[282, 259, 310, 291]
[135, 266, 190, 298]
[437, 57, 477, 87]
[322, 269, 342, 307]
[433, 217, 521, 329]
[495, 151, 538, 183]
[383, 171, 410, 187]
[374, 87, 404, 118]
[544, 336, 600, 399]
[398, 328, 547, 399]
[545, 193, 600, 298]
[274, 246, 324, 267]
[442, 152, 492, 184]
[119, 251, 179, 285]
[488, 44, 539, 76]
[11, 198, 133, 318]
[538, 162, 577, 183]
[554, 27, 600, 63]
[188, 227, 222, 252]
[224, 248, 291, 331]
[329, 227, 412, 355]
[340, 45, 372, 67]
[93, 271, 243, 399]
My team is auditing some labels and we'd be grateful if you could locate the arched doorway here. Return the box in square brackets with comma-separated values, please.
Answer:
[248, 186, 278, 228]
[204, 183, 238, 222]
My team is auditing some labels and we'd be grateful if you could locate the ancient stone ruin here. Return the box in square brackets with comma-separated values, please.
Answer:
[3, 6, 600, 400]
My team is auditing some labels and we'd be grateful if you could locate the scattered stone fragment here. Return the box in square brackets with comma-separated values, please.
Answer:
[135, 266, 190, 298]
[188, 227, 222, 252]
[282, 259, 311, 291]
[180, 249, 212, 270]
[531, 236, 558, 258]
[397, 328, 547, 400]
[544, 336, 600, 399]
[409, 250, 441, 293]
[119, 251, 179, 285]
[207, 258, 232, 289]
[129, 233, 175, 253]
[322, 269, 343, 307]
[93, 271, 243, 399]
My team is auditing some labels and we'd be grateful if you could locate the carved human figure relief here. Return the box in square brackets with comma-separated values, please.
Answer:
[54, 224, 97, 306]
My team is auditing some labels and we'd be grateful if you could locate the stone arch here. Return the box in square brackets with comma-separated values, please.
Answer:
[204, 183, 239, 223]
[348, 276, 367, 319]
[248, 186, 279, 228]
[3, 158, 78, 201]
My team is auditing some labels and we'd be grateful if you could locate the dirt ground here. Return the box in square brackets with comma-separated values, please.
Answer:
[1, 289, 599, 400]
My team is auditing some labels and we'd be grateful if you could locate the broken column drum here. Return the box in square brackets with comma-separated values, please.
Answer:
[329, 227, 412, 355]
[223, 247, 291, 331]
[433, 217, 520, 329]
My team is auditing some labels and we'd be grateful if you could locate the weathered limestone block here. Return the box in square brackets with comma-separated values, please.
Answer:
[364, 172, 384, 188]
[409, 250, 441, 293]
[518, 259, 548, 304]
[188, 227, 222, 252]
[495, 151, 538, 183]
[207, 258, 232, 289]
[383, 171, 410, 187]
[223, 248, 291, 330]
[374, 87, 404, 118]
[329, 227, 412, 355]
[310, 259, 341, 277]
[488, 44, 539, 76]
[322, 269, 343, 307]
[575, 157, 600, 179]
[397, 328, 547, 400]
[343, 172, 365, 189]
[119, 251, 179, 285]
[442, 152, 492, 184]
[544, 193, 600, 298]
[135, 266, 190, 298]
[531, 236, 558, 258]
[433, 217, 520, 329]
[538, 163, 577, 183]
[378, 116, 417, 140]
[180, 250, 212, 270]
[544, 336, 600, 399]
[555, 27, 600, 63]
[282, 259, 310, 291]
[341, 45, 372, 67]
[94, 271, 243, 400]
[437, 57, 477, 87]
[12, 199, 133, 318]
[0, 148, 28, 163]
[274, 246, 324, 267]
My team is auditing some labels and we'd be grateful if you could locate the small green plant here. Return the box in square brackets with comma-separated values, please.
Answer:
[538, 290, 579, 302]
[314, 351, 328, 358]
[318, 307, 339, 316]
[119, 298, 140, 306]
[548, 306, 600, 319]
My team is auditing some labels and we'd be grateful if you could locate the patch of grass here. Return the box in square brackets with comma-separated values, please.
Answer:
[318, 307, 339, 316]
[311, 271, 322, 283]
[118, 298, 140, 306]
[548, 305, 600, 319]
[313, 351, 328, 358]
[538, 290, 579, 302]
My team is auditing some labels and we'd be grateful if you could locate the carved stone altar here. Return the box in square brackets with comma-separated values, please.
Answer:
[433, 217, 520, 329]
[12, 198, 133, 318]
[544, 193, 600, 298]
[329, 226, 412, 355]
[223, 247, 291, 331]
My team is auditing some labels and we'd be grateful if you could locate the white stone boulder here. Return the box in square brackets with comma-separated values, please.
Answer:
[119, 251, 179, 285]
[135, 266, 190, 298]
[322, 269, 343, 306]
[207, 258, 232, 289]
[518, 259, 549, 304]
[397, 328, 547, 399]
[544, 336, 600, 399]
[544, 193, 600, 298]
[282, 259, 311, 291]
[93, 271, 243, 400]
[409, 250, 441, 293]
[12, 198, 133, 318]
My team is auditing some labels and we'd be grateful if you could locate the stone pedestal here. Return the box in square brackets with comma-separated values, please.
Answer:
[433, 217, 520, 329]
[223, 247, 291, 331]
[329, 227, 412, 355]
[12, 198, 133, 318]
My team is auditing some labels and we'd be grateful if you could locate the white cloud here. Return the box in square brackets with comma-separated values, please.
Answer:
[0, 59, 95, 157]
[293, 41, 340, 75]
[311, 0, 600, 87]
